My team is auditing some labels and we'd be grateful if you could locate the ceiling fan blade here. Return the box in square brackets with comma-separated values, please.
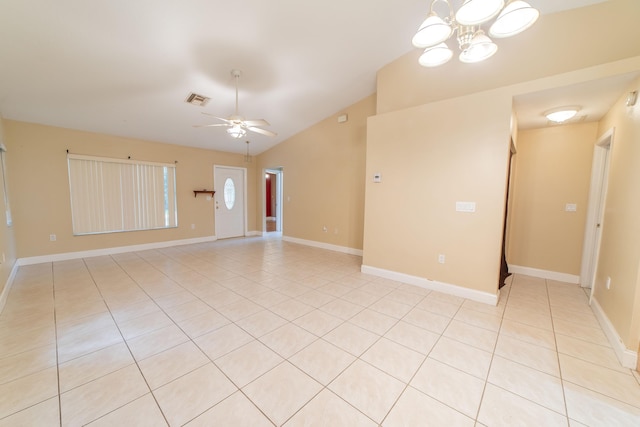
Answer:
[243, 119, 270, 127]
[201, 112, 231, 124]
[248, 127, 277, 137]
[192, 123, 230, 128]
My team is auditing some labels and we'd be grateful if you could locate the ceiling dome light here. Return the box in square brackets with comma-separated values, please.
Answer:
[419, 43, 454, 67]
[227, 125, 246, 139]
[459, 30, 497, 63]
[412, 12, 453, 48]
[544, 106, 581, 123]
[490, 0, 539, 38]
[456, 0, 504, 26]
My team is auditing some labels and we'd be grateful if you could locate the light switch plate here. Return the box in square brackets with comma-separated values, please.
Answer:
[565, 203, 577, 212]
[456, 201, 476, 213]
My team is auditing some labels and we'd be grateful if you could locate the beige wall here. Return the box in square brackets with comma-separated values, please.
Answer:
[256, 95, 375, 250]
[508, 123, 599, 275]
[3, 120, 257, 259]
[376, 0, 640, 115]
[363, 89, 513, 295]
[0, 118, 17, 297]
[593, 76, 640, 350]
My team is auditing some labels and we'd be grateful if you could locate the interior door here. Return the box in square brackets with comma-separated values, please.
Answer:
[214, 166, 245, 239]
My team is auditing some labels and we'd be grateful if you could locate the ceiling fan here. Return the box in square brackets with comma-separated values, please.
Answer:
[195, 69, 277, 139]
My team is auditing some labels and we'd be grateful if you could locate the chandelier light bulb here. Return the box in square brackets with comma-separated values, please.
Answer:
[419, 43, 454, 67]
[489, 0, 539, 38]
[459, 30, 497, 63]
[456, 0, 504, 26]
[544, 106, 581, 123]
[227, 125, 246, 139]
[412, 12, 453, 48]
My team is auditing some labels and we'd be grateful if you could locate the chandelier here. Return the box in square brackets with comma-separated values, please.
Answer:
[412, 0, 539, 67]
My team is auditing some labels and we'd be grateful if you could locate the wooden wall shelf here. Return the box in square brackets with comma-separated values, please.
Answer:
[194, 190, 215, 198]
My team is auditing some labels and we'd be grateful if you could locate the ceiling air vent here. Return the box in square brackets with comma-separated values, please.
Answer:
[185, 92, 210, 107]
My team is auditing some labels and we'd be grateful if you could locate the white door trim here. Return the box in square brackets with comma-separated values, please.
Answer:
[214, 165, 248, 238]
[263, 168, 283, 235]
[580, 128, 614, 299]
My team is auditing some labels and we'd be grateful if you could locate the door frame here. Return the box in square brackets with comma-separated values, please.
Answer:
[263, 168, 283, 235]
[213, 165, 248, 238]
[580, 127, 614, 300]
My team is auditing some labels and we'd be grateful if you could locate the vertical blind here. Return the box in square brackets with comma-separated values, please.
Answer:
[68, 154, 177, 235]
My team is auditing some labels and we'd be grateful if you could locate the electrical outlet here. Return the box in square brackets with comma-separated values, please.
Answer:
[322, 226, 328, 233]
[438, 254, 445, 264]
[191, 224, 195, 230]
[606, 276, 611, 290]
[49, 234, 56, 242]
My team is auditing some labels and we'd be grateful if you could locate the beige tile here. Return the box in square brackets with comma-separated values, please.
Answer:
[153, 290, 198, 309]
[153, 363, 237, 427]
[289, 339, 355, 385]
[185, 391, 272, 427]
[108, 299, 160, 324]
[86, 393, 167, 426]
[320, 299, 363, 320]
[236, 309, 288, 337]
[176, 309, 230, 338]
[117, 310, 173, 340]
[489, 355, 565, 414]
[270, 299, 315, 321]
[494, 334, 560, 377]
[285, 389, 376, 427]
[384, 321, 439, 354]
[250, 290, 291, 308]
[383, 386, 474, 427]
[340, 289, 381, 307]
[138, 341, 209, 390]
[216, 298, 264, 322]
[295, 289, 336, 308]
[323, 322, 379, 356]
[402, 307, 451, 334]
[215, 340, 283, 387]
[443, 320, 498, 352]
[0, 396, 59, 427]
[293, 309, 342, 336]
[0, 366, 58, 419]
[0, 344, 57, 385]
[127, 324, 189, 361]
[416, 297, 461, 318]
[556, 334, 627, 373]
[59, 342, 134, 393]
[317, 282, 352, 298]
[329, 359, 405, 423]
[429, 336, 492, 379]
[61, 364, 149, 426]
[504, 305, 553, 330]
[369, 298, 412, 319]
[478, 384, 568, 427]
[500, 318, 556, 350]
[349, 308, 397, 335]
[260, 322, 317, 358]
[361, 337, 425, 383]
[553, 318, 610, 347]
[564, 381, 640, 427]
[559, 354, 640, 408]
[163, 299, 212, 323]
[194, 323, 253, 360]
[411, 358, 484, 419]
[454, 307, 502, 332]
[243, 361, 322, 426]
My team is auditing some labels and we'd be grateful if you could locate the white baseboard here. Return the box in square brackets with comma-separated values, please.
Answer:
[17, 235, 218, 266]
[509, 265, 580, 284]
[282, 236, 363, 256]
[590, 296, 638, 369]
[244, 231, 262, 237]
[361, 264, 499, 306]
[0, 261, 20, 314]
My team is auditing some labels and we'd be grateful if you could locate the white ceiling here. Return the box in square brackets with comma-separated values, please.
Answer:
[0, 0, 614, 155]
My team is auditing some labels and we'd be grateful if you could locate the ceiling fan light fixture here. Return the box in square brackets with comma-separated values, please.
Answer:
[455, 0, 504, 26]
[227, 125, 246, 139]
[544, 106, 581, 123]
[489, 0, 539, 38]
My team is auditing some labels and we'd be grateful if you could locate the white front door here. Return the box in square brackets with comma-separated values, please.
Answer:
[214, 166, 245, 239]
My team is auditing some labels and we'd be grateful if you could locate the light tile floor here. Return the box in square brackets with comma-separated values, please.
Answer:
[1, 237, 640, 426]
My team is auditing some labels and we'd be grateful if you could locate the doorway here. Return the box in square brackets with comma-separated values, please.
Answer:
[214, 165, 247, 239]
[264, 168, 283, 234]
[581, 128, 614, 302]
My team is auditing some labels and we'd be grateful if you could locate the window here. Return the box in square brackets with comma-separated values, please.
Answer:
[0, 145, 12, 227]
[68, 154, 177, 235]
[223, 177, 235, 210]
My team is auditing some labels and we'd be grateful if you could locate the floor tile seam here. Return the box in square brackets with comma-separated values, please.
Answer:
[554, 331, 623, 354]
[560, 377, 640, 411]
[487, 382, 570, 419]
[558, 351, 636, 376]
[80, 258, 171, 427]
[49, 262, 64, 427]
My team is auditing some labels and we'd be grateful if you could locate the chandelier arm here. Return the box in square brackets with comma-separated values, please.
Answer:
[430, 0, 455, 22]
